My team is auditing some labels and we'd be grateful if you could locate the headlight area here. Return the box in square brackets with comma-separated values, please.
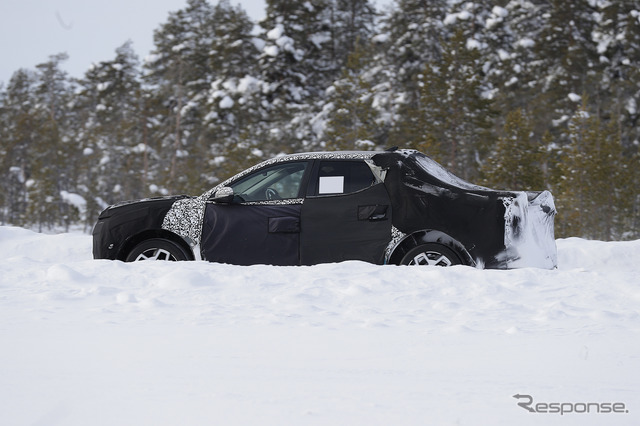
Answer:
[92, 219, 114, 259]
[91, 197, 188, 261]
[92, 206, 150, 260]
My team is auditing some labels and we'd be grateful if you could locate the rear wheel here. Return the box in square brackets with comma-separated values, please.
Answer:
[400, 243, 461, 266]
[125, 238, 190, 262]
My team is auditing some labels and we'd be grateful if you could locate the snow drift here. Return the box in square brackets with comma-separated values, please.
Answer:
[1, 226, 639, 425]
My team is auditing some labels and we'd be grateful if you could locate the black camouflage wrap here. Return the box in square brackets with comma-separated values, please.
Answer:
[372, 150, 556, 268]
[92, 196, 188, 260]
[93, 150, 557, 269]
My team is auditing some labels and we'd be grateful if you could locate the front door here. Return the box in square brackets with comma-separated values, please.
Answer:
[201, 161, 309, 265]
[300, 160, 392, 265]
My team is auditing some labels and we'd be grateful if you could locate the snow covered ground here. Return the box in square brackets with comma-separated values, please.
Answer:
[1, 225, 639, 425]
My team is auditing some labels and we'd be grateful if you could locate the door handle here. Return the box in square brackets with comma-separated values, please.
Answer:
[268, 216, 300, 233]
[358, 205, 388, 221]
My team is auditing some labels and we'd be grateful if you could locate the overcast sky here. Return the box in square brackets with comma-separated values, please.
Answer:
[1, 0, 392, 86]
[0, 0, 266, 85]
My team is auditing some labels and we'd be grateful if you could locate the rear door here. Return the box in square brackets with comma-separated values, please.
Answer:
[300, 159, 392, 265]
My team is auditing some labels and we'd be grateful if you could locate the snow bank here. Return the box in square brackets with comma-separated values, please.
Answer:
[1, 226, 639, 425]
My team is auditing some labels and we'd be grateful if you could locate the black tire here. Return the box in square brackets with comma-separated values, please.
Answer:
[400, 243, 462, 266]
[125, 238, 190, 262]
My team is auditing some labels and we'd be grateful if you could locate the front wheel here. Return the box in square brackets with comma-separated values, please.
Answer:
[125, 238, 190, 262]
[400, 243, 461, 266]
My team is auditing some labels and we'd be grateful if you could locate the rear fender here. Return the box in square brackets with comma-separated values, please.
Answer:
[387, 229, 475, 266]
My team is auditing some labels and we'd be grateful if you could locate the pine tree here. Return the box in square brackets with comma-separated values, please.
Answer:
[144, 0, 262, 193]
[255, 0, 377, 154]
[332, 0, 377, 69]
[380, 0, 449, 146]
[209, 0, 259, 79]
[491, 0, 546, 122]
[411, 27, 496, 180]
[256, 0, 330, 153]
[381, 0, 448, 93]
[145, 0, 219, 193]
[627, 151, 640, 239]
[480, 108, 547, 191]
[204, 74, 268, 181]
[0, 69, 37, 225]
[198, 1, 265, 181]
[260, 0, 333, 102]
[324, 43, 381, 150]
[27, 54, 75, 230]
[556, 102, 630, 239]
[591, 0, 640, 149]
[523, 0, 598, 142]
[74, 42, 145, 222]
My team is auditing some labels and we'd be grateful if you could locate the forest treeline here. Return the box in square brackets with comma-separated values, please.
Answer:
[0, 0, 638, 240]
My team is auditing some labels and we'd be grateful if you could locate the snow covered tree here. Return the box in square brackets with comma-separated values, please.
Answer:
[145, 0, 218, 193]
[198, 1, 265, 181]
[332, 0, 377, 68]
[256, 0, 377, 154]
[2, 0, 639, 239]
[145, 0, 261, 192]
[259, 0, 328, 102]
[489, 0, 547, 124]
[381, 0, 448, 93]
[410, 27, 496, 179]
[515, 0, 598, 141]
[323, 43, 381, 150]
[74, 42, 145, 223]
[0, 70, 37, 225]
[378, 0, 448, 143]
[256, 0, 332, 154]
[26, 54, 77, 230]
[480, 108, 547, 191]
[204, 75, 269, 182]
[591, 0, 640, 149]
[556, 102, 631, 240]
[208, 0, 259, 79]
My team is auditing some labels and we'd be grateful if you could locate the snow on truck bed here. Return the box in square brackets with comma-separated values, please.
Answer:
[1, 225, 639, 425]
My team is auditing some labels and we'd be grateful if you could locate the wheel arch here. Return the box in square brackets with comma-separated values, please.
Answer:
[388, 229, 476, 266]
[116, 229, 195, 261]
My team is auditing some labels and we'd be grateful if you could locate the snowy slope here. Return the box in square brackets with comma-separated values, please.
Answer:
[1, 226, 639, 425]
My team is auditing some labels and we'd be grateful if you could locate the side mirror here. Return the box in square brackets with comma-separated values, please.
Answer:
[211, 186, 234, 203]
